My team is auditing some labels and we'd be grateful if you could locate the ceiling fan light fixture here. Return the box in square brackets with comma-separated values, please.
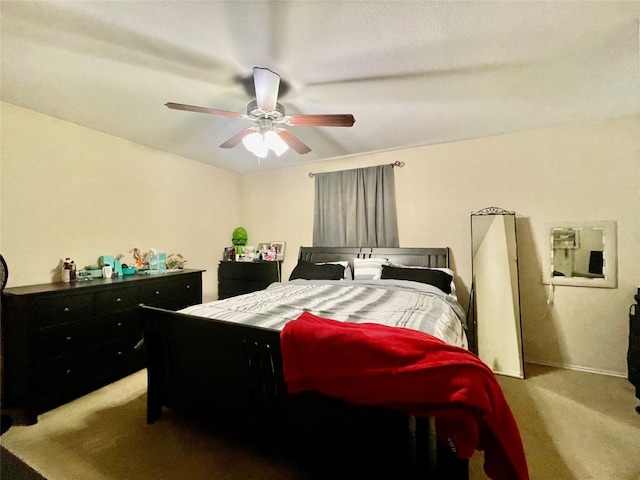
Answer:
[264, 130, 289, 156]
[241, 129, 289, 158]
[242, 132, 269, 158]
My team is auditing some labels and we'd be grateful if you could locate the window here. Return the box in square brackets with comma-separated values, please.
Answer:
[313, 164, 399, 247]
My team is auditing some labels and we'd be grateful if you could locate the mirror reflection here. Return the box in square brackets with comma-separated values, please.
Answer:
[552, 227, 604, 278]
[545, 220, 616, 288]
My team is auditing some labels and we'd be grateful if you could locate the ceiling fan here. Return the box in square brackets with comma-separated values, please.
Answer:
[166, 67, 356, 158]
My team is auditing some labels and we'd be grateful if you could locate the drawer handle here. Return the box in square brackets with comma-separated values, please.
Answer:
[117, 322, 122, 327]
[65, 369, 72, 375]
[64, 307, 70, 313]
[65, 336, 72, 341]
[155, 290, 160, 295]
[116, 297, 122, 302]
[186, 285, 191, 289]
[117, 351, 123, 356]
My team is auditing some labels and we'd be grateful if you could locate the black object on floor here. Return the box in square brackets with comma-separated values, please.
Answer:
[1, 445, 47, 480]
[1, 414, 13, 435]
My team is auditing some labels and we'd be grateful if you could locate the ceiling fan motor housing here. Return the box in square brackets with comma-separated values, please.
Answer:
[247, 100, 286, 122]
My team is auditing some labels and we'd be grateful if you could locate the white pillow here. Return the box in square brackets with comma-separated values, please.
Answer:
[389, 264, 457, 297]
[316, 261, 352, 280]
[353, 257, 388, 280]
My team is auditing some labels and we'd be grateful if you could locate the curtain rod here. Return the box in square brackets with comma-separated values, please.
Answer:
[308, 161, 404, 178]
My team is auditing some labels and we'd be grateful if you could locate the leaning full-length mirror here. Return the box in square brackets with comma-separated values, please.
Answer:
[471, 207, 525, 379]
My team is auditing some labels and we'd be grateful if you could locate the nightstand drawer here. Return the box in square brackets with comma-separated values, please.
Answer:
[218, 262, 280, 280]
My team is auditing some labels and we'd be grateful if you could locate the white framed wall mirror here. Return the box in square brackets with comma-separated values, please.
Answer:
[543, 220, 617, 288]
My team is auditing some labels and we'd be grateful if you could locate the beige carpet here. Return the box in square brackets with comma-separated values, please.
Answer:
[1, 363, 639, 480]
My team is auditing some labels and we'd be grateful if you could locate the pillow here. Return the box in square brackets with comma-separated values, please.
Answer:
[353, 257, 388, 280]
[289, 260, 346, 281]
[381, 265, 453, 294]
[389, 264, 457, 296]
[316, 261, 352, 280]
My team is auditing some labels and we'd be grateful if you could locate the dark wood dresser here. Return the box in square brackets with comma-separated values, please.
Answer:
[1, 269, 203, 423]
[218, 261, 281, 299]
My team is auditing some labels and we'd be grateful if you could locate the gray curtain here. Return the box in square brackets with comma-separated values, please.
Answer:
[313, 164, 399, 247]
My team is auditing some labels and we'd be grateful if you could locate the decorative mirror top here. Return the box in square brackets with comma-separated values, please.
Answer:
[471, 207, 515, 216]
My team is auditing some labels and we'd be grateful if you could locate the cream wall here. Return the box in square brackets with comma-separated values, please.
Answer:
[0, 102, 240, 300]
[1, 101, 638, 376]
[242, 116, 640, 377]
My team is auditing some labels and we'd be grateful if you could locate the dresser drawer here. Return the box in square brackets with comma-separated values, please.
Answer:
[32, 293, 95, 328]
[139, 274, 202, 308]
[108, 337, 146, 372]
[31, 317, 107, 361]
[33, 343, 113, 395]
[167, 274, 201, 297]
[102, 311, 143, 343]
[96, 286, 140, 314]
[139, 279, 173, 305]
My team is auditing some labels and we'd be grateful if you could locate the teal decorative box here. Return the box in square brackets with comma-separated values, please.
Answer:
[149, 252, 167, 271]
[98, 255, 114, 268]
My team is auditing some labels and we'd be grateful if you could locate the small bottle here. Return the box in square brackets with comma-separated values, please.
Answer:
[102, 263, 112, 279]
[70, 261, 77, 282]
[62, 258, 72, 282]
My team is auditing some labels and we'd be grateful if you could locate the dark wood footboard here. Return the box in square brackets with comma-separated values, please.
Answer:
[139, 305, 469, 479]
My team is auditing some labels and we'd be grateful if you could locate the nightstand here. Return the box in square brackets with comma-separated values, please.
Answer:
[218, 261, 281, 299]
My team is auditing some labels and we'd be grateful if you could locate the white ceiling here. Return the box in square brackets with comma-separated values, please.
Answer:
[1, 1, 638, 173]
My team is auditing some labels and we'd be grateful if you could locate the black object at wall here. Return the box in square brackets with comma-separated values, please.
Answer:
[588, 250, 604, 275]
[628, 289, 640, 413]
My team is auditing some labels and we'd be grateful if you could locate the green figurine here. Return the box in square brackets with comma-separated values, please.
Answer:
[232, 227, 248, 255]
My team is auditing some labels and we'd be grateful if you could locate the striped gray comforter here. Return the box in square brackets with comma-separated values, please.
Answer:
[180, 279, 468, 348]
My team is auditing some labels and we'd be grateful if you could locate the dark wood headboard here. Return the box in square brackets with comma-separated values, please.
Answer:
[298, 247, 449, 272]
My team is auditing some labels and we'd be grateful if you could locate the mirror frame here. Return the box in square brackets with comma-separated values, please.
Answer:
[543, 220, 617, 288]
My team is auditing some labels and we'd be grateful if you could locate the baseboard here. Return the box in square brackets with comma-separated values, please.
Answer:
[525, 360, 627, 378]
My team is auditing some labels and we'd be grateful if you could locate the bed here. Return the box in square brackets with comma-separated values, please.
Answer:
[139, 247, 526, 480]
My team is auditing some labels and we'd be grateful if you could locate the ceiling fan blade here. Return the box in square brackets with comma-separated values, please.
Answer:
[219, 128, 254, 149]
[277, 130, 312, 155]
[287, 114, 355, 127]
[166, 102, 244, 119]
[253, 67, 280, 112]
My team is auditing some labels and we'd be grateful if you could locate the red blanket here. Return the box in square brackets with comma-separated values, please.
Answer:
[281, 312, 528, 480]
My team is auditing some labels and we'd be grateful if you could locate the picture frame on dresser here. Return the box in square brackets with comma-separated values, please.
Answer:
[270, 241, 286, 261]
